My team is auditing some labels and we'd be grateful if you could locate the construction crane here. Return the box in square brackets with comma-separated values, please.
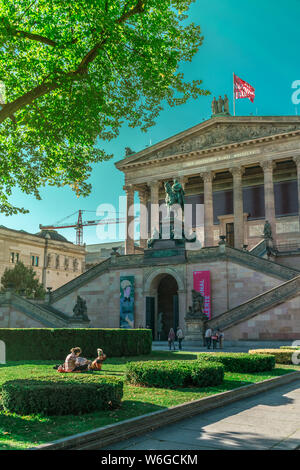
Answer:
[39, 210, 129, 245]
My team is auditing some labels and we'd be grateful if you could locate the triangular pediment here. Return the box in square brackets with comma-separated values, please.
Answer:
[116, 116, 300, 168]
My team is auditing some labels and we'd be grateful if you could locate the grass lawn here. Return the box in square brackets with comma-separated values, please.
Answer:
[0, 350, 299, 450]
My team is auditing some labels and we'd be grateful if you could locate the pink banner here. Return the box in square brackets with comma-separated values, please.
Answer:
[193, 271, 211, 319]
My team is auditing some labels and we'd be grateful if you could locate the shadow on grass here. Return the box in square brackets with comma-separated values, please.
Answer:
[0, 400, 167, 450]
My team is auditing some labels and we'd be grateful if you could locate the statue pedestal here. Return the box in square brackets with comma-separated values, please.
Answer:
[184, 317, 206, 344]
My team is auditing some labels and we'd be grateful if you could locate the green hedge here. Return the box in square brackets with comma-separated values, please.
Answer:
[249, 349, 299, 365]
[280, 346, 300, 350]
[1, 376, 123, 416]
[197, 353, 275, 373]
[0, 328, 152, 360]
[126, 360, 224, 389]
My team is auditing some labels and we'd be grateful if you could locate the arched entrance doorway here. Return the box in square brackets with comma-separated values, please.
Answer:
[157, 275, 179, 340]
[145, 272, 180, 341]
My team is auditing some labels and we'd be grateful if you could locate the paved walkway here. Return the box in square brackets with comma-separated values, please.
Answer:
[105, 380, 300, 450]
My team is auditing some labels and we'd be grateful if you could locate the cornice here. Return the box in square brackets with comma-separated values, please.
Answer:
[116, 116, 300, 169]
[117, 128, 300, 172]
[0, 226, 84, 251]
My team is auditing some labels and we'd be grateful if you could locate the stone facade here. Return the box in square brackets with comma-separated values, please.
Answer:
[85, 241, 125, 269]
[1, 115, 300, 341]
[0, 226, 86, 291]
[51, 251, 288, 333]
[116, 115, 300, 253]
[224, 294, 300, 341]
[0, 304, 45, 328]
[1, 245, 299, 341]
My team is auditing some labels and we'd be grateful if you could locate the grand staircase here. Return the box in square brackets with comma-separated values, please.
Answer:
[208, 274, 300, 332]
[0, 292, 89, 328]
[3, 244, 298, 330]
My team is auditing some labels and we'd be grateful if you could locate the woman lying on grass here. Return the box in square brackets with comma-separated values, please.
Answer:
[53, 347, 107, 373]
[53, 347, 92, 372]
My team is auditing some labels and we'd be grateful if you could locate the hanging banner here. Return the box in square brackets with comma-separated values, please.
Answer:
[120, 276, 135, 328]
[193, 271, 211, 319]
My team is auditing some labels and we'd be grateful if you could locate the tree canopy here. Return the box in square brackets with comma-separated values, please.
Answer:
[1, 261, 46, 299]
[0, 0, 209, 215]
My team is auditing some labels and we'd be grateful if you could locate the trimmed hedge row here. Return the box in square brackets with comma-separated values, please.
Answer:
[249, 349, 299, 365]
[0, 328, 152, 360]
[126, 360, 224, 389]
[280, 346, 300, 350]
[1, 376, 123, 416]
[197, 353, 275, 373]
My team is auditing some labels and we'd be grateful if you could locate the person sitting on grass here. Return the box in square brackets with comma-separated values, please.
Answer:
[54, 347, 92, 372]
[90, 348, 107, 371]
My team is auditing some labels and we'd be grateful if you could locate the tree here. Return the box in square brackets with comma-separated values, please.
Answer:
[0, 0, 209, 215]
[1, 261, 46, 299]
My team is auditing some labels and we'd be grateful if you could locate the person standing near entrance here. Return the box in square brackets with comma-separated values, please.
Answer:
[217, 329, 224, 349]
[211, 330, 218, 349]
[205, 327, 212, 349]
[176, 326, 184, 351]
[157, 312, 163, 341]
[168, 328, 176, 351]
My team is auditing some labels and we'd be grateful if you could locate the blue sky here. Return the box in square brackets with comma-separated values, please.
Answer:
[2, 0, 300, 245]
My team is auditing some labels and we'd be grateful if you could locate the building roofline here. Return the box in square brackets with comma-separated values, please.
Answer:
[115, 115, 300, 170]
[0, 225, 85, 251]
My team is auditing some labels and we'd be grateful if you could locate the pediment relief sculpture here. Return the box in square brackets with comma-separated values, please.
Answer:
[133, 123, 300, 164]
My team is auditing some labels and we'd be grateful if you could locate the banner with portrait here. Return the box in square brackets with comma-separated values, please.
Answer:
[193, 271, 211, 319]
[120, 276, 135, 329]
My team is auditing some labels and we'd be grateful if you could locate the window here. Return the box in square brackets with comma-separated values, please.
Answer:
[10, 252, 19, 263]
[31, 255, 39, 267]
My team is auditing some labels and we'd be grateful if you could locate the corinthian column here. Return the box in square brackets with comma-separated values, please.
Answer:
[124, 185, 135, 255]
[229, 167, 245, 249]
[200, 171, 214, 247]
[261, 160, 276, 241]
[148, 180, 160, 237]
[137, 187, 149, 249]
[293, 155, 300, 233]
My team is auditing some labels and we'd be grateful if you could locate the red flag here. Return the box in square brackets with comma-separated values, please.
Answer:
[234, 74, 255, 103]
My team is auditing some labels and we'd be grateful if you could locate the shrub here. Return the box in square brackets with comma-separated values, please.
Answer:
[280, 346, 300, 350]
[197, 353, 275, 373]
[1, 376, 123, 416]
[126, 360, 224, 389]
[0, 328, 152, 360]
[249, 349, 299, 365]
[1, 261, 46, 299]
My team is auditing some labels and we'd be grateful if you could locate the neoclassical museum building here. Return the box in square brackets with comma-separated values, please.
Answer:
[117, 114, 300, 256]
[1, 112, 300, 344]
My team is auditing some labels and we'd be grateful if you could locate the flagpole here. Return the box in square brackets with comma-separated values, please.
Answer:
[233, 72, 236, 116]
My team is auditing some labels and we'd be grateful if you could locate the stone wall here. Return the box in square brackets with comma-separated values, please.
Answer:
[186, 261, 281, 317]
[276, 254, 300, 270]
[53, 267, 145, 328]
[0, 227, 86, 291]
[224, 294, 300, 341]
[53, 258, 284, 328]
[0, 305, 45, 328]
